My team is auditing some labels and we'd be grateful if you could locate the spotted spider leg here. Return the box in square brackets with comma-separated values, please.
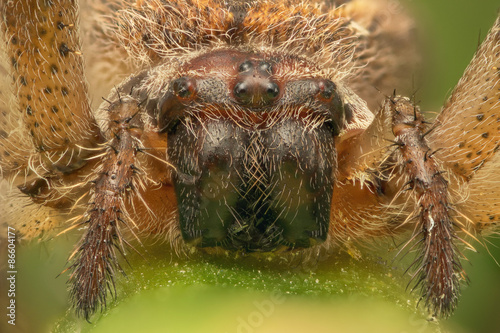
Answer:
[404, 15, 500, 316]
[0, 0, 137, 319]
[428, 16, 500, 232]
[421, 15, 500, 315]
[0, 0, 108, 242]
[1, 1, 101, 175]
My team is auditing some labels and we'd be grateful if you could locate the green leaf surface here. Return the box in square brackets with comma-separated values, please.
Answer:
[48, 238, 444, 333]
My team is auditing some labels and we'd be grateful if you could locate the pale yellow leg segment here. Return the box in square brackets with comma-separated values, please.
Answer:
[0, 60, 33, 175]
[1, 0, 101, 175]
[426, 15, 500, 235]
[331, 97, 407, 245]
[337, 96, 395, 179]
[429, 16, 500, 180]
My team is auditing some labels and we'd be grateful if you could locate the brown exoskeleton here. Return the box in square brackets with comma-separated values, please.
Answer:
[1, 0, 499, 321]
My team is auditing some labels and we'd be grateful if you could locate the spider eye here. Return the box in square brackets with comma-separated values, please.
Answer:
[284, 79, 346, 135]
[158, 77, 197, 133]
[265, 82, 280, 99]
[238, 60, 253, 72]
[232, 59, 280, 107]
[173, 77, 195, 99]
[317, 80, 345, 135]
[318, 80, 335, 100]
[233, 81, 250, 100]
[259, 61, 272, 74]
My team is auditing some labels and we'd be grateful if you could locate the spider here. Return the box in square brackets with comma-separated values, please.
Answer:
[1, 0, 499, 322]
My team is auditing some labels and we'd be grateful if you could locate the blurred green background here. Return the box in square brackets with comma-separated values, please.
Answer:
[2, 1, 500, 333]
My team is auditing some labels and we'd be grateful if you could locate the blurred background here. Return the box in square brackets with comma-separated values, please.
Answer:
[2, 1, 500, 332]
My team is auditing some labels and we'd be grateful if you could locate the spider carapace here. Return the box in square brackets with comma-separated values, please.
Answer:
[1, 0, 500, 321]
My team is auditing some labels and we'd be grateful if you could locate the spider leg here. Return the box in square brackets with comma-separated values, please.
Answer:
[66, 69, 181, 318]
[334, 94, 464, 317]
[429, 15, 500, 179]
[0, 0, 106, 239]
[427, 16, 500, 234]
[0, 63, 32, 175]
[332, 92, 406, 244]
[391, 96, 461, 318]
[68, 97, 142, 320]
[1, 0, 101, 178]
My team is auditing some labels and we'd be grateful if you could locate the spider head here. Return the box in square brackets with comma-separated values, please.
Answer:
[111, 49, 355, 252]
